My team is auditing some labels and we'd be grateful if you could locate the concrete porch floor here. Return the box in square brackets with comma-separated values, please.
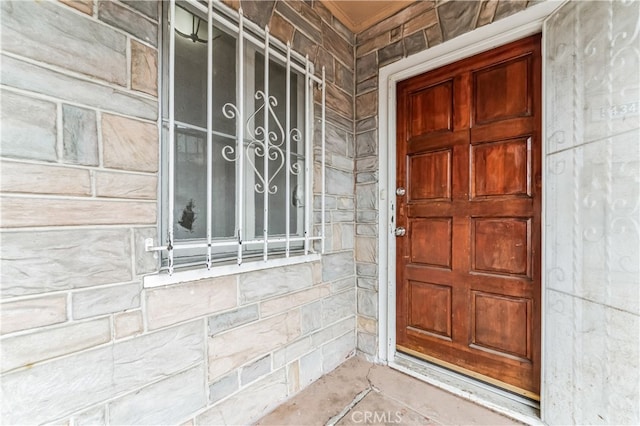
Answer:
[256, 357, 521, 426]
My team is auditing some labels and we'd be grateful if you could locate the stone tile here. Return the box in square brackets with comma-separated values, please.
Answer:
[357, 316, 377, 335]
[494, 0, 528, 21]
[275, 2, 321, 43]
[121, 0, 158, 20]
[322, 289, 355, 325]
[287, 0, 323, 33]
[287, 359, 301, 394]
[208, 311, 301, 380]
[312, 0, 332, 23]
[425, 24, 443, 47]
[357, 1, 436, 42]
[356, 156, 378, 172]
[356, 76, 378, 96]
[197, 368, 288, 425]
[357, 277, 377, 291]
[62, 105, 99, 166]
[331, 276, 354, 294]
[0, 161, 91, 196]
[356, 183, 378, 210]
[131, 40, 157, 96]
[1, 318, 111, 373]
[326, 83, 353, 119]
[272, 336, 313, 369]
[322, 330, 355, 373]
[208, 304, 259, 335]
[72, 282, 140, 320]
[59, 0, 94, 15]
[326, 166, 354, 196]
[0, 90, 57, 162]
[356, 262, 378, 277]
[292, 30, 318, 62]
[390, 25, 403, 43]
[102, 113, 158, 172]
[322, 22, 353, 69]
[338, 390, 431, 425]
[315, 47, 335, 82]
[146, 276, 237, 330]
[477, 0, 499, 27]
[239, 263, 313, 304]
[0, 229, 132, 298]
[74, 406, 105, 426]
[299, 348, 323, 386]
[378, 40, 404, 67]
[109, 365, 206, 425]
[114, 310, 143, 339]
[1, 1, 127, 85]
[0, 196, 156, 228]
[0, 295, 67, 335]
[95, 171, 157, 199]
[1, 322, 203, 425]
[356, 171, 378, 184]
[311, 316, 354, 348]
[134, 227, 158, 274]
[301, 300, 322, 334]
[209, 371, 239, 404]
[356, 91, 377, 120]
[404, 30, 427, 58]
[356, 52, 377, 83]
[356, 32, 389, 58]
[270, 12, 295, 44]
[356, 130, 377, 157]
[261, 285, 330, 317]
[241, 354, 272, 385]
[98, 1, 157, 46]
[334, 61, 354, 94]
[403, 8, 438, 36]
[438, 1, 480, 41]
[357, 288, 378, 318]
[1, 55, 157, 121]
[322, 251, 355, 282]
[330, 15, 354, 45]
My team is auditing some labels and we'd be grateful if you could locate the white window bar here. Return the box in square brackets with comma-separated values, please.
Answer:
[206, 0, 214, 269]
[262, 26, 270, 262]
[285, 43, 291, 258]
[151, 0, 326, 273]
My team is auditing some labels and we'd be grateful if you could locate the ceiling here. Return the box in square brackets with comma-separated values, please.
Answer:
[321, 1, 416, 34]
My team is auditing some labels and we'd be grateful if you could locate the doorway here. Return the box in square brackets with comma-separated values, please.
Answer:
[394, 35, 542, 399]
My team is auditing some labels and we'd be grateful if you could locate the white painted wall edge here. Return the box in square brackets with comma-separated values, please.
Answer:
[376, 0, 567, 419]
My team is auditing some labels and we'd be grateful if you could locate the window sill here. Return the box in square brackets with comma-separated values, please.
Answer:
[142, 253, 321, 289]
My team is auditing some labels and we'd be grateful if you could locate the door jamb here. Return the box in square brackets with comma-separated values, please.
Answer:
[376, 1, 566, 422]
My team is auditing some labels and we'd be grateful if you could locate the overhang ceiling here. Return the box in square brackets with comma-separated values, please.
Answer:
[321, 0, 416, 34]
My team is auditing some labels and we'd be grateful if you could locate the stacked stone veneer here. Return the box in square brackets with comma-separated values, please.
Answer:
[0, 0, 357, 424]
[353, 0, 543, 357]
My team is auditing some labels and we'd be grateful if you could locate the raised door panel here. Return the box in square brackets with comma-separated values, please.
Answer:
[472, 218, 531, 278]
[471, 138, 531, 198]
[408, 80, 454, 138]
[408, 281, 452, 339]
[409, 218, 452, 268]
[408, 149, 452, 201]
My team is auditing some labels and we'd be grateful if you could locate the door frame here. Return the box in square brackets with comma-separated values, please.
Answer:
[376, 1, 567, 422]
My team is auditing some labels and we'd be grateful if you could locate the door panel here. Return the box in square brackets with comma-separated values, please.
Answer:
[396, 35, 542, 398]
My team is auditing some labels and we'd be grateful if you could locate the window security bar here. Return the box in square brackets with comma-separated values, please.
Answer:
[147, 0, 327, 275]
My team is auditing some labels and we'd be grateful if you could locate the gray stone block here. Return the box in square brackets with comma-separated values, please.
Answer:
[1, 55, 157, 121]
[322, 251, 355, 282]
[301, 300, 322, 334]
[99, 1, 157, 46]
[356, 117, 377, 134]
[1, 1, 127, 85]
[299, 347, 323, 385]
[241, 355, 272, 385]
[322, 330, 355, 373]
[494, 0, 528, 22]
[322, 22, 353, 69]
[326, 167, 354, 196]
[208, 304, 259, 335]
[404, 30, 427, 57]
[209, 371, 239, 404]
[356, 130, 377, 157]
[134, 227, 159, 275]
[357, 332, 377, 355]
[356, 262, 377, 277]
[357, 288, 378, 318]
[1, 321, 203, 424]
[357, 277, 378, 291]
[109, 365, 206, 425]
[74, 406, 106, 426]
[1, 229, 132, 298]
[239, 263, 312, 304]
[438, 1, 480, 41]
[122, 0, 159, 20]
[276, 2, 321, 43]
[72, 282, 140, 320]
[0, 90, 57, 162]
[356, 52, 377, 83]
[356, 183, 378, 210]
[62, 105, 98, 166]
[356, 210, 378, 224]
[322, 289, 355, 325]
[378, 40, 404, 67]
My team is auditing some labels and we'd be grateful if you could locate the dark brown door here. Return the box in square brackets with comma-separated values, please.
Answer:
[395, 35, 542, 398]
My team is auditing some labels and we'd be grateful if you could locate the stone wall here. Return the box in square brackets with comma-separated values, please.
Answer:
[352, 0, 541, 357]
[0, 1, 357, 424]
[544, 1, 640, 423]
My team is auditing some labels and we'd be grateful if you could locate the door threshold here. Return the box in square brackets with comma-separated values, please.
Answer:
[390, 352, 544, 426]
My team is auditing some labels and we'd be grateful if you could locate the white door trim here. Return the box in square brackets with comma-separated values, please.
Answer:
[376, 0, 566, 421]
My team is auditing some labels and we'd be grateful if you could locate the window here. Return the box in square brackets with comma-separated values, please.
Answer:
[152, 0, 326, 273]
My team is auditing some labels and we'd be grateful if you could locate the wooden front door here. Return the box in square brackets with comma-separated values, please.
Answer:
[395, 35, 542, 398]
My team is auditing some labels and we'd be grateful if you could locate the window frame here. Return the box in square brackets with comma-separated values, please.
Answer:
[148, 0, 326, 275]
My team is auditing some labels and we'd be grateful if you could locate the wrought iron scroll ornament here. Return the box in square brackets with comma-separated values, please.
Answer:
[222, 91, 302, 195]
